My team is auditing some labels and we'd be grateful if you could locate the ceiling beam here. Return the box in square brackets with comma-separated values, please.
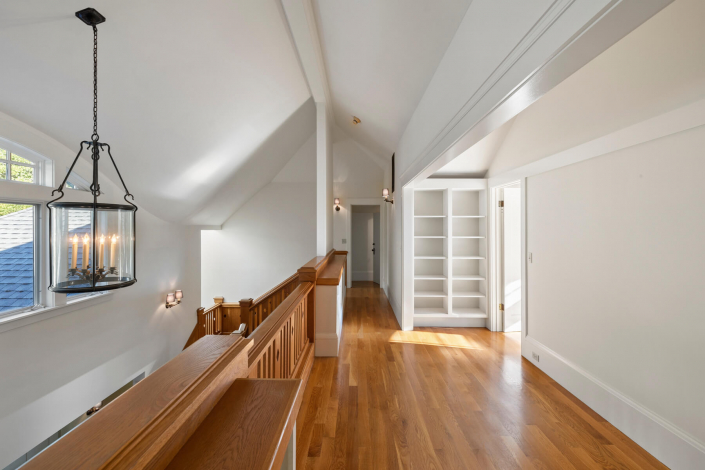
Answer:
[280, 0, 334, 119]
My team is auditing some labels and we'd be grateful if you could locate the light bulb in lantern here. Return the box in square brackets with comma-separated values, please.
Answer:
[82, 234, 90, 269]
[71, 235, 79, 269]
[382, 188, 389, 198]
[174, 290, 183, 301]
[166, 293, 175, 304]
[98, 235, 105, 269]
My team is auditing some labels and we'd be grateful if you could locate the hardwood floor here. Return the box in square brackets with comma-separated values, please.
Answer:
[295, 282, 667, 469]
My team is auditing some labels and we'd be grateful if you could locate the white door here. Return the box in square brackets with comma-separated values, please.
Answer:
[503, 188, 521, 332]
[373, 212, 380, 284]
[352, 212, 374, 281]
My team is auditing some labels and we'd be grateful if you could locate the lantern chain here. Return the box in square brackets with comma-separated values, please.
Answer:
[91, 25, 99, 143]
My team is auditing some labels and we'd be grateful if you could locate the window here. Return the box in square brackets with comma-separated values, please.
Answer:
[65, 169, 90, 192]
[0, 147, 37, 184]
[0, 202, 38, 316]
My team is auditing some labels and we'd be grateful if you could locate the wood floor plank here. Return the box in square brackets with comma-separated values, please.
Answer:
[295, 282, 666, 469]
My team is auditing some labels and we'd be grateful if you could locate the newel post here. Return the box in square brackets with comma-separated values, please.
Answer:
[196, 307, 205, 338]
[297, 266, 317, 344]
[239, 298, 254, 335]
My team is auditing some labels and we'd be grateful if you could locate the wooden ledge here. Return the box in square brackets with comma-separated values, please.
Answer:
[317, 254, 346, 285]
[166, 379, 302, 470]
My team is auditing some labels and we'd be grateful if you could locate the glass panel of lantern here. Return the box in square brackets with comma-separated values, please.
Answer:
[48, 203, 136, 293]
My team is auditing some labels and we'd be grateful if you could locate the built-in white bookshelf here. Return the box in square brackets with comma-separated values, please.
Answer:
[413, 180, 487, 326]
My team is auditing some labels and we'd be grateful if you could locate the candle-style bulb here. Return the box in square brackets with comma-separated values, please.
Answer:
[166, 293, 175, 303]
[174, 290, 183, 300]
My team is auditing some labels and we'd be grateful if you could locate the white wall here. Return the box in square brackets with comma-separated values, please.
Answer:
[331, 133, 384, 254]
[387, 160, 403, 325]
[524, 124, 705, 467]
[0, 113, 201, 468]
[201, 132, 317, 305]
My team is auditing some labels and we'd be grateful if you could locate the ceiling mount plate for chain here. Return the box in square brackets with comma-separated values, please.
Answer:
[75, 8, 106, 26]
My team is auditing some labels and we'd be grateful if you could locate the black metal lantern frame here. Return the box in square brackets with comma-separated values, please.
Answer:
[47, 9, 137, 293]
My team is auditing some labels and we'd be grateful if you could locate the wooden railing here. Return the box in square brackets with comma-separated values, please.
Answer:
[240, 272, 299, 335]
[248, 282, 313, 380]
[23, 250, 340, 470]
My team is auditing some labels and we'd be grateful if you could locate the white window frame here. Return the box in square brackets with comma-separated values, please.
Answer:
[0, 140, 110, 333]
[0, 136, 52, 187]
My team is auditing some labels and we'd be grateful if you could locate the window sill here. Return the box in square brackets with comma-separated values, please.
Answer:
[0, 292, 112, 335]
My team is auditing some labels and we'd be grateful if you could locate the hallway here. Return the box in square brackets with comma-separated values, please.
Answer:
[295, 282, 666, 469]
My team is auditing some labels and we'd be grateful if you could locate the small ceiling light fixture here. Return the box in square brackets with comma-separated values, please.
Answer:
[383, 188, 394, 204]
[47, 8, 137, 293]
[352, 116, 361, 125]
[334, 198, 341, 211]
[166, 290, 183, 308]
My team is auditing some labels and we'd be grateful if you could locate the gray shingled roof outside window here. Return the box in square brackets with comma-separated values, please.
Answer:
[0, 208, 35, 313]
[0, 208, 92, 314]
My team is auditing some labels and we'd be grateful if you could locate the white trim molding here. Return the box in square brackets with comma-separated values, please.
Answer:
[524, 335, 705, 469]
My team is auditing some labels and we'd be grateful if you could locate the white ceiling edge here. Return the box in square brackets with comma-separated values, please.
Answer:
[431, 117, 515, 178]
[185, 98, 316, 226]
[280, 0, 334, 118]
[400, 0, 674, 187]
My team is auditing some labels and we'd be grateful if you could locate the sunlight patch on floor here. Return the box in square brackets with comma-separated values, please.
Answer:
[388, 330, 482, 350]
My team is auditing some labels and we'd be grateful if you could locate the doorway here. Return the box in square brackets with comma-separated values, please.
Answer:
[496, 183, 521, 332]
[351, 205, 380, 285]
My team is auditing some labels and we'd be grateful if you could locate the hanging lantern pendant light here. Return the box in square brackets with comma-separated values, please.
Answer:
[47, 9, 138, 293]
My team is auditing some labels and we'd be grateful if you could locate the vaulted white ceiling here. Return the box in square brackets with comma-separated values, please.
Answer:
[0, 0, 311, 222]
[311, 0, 472, 159]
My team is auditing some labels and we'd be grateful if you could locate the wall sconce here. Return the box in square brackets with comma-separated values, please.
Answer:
[166, 290, 183, 308]
[383, 188, 394, 204]
[334, 198, 341, 211]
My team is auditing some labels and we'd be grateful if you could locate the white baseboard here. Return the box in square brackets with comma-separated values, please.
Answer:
[315, 333, 340, 357]
[524, 336, 705, 470]
[413, 316, 487, 328]
[352, 270, 373, 281]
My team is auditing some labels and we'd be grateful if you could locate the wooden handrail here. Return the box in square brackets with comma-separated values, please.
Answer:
[243, 273, 299, 335]
[22, 336, 253, 470]
[23, 250, 339, 469]
[253, 273, 299, 305]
